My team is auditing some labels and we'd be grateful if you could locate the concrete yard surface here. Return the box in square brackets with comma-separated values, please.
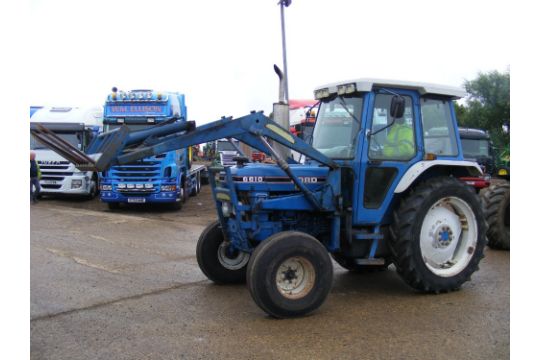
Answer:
[31, 186, 509, 360]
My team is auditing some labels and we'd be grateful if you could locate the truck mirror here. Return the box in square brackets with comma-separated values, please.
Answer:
[390, 95, 405, 118]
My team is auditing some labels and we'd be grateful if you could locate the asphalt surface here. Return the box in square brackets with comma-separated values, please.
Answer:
[30, 186, 510, 360]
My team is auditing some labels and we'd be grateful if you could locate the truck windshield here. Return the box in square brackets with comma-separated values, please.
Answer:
[461, 139, 491, 158]
[312, 96, 363, 159]
[217, 141, 238, 152]
[30, 132, 80, 150]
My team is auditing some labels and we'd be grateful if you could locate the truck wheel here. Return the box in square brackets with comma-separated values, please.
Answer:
[169, 199, 182, 211]
[196, 220, 249, 284]
[483, 182, 510, 250]
[196, 173, 201, 194]
[389, 177, 487, 293]
[247, 231, 333, 318]
[182, 180, 189, 203]
[87, 177, 99, 199]
[331, 253, 388, 273]
[108, 202, 120, 210]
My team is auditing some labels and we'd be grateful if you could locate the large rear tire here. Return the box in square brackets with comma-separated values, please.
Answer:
[247, 231, 333, 318]
[389, 177, 487, 293]
[196, 221, 249, 284]
[483, 182, 510, 250]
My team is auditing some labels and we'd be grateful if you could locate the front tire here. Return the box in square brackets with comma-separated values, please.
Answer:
[247, 231, 333, 318]
[196, 221, 249, 284]
[390, 177, 487, 293]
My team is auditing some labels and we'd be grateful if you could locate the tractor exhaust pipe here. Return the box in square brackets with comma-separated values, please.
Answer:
[272, 65, 291, 160]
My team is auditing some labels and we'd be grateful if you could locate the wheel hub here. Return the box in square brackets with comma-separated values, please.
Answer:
[275, 257, 315, 300]
[433, 225, 454, 248]
[420, 197, 478, 277]
[217, 242, 250, 270]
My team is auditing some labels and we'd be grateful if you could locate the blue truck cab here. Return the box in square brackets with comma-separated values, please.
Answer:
[99, 88, 204, 210]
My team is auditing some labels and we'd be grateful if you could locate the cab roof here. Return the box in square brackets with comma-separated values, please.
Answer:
[314, 78, 467, 99]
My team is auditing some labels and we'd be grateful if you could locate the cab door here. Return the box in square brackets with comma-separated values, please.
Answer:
[354, 89, 422, 225]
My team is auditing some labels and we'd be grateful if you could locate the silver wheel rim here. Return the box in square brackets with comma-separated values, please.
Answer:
[275, 256, 316, 299]
[217, 243, 249, 270]
[420, 196, 478, 277]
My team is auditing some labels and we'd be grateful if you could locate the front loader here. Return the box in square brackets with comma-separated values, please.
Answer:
[32, 74, 487, 318]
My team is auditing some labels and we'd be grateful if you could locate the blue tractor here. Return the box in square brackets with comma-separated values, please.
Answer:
[32, 75, 487, 318]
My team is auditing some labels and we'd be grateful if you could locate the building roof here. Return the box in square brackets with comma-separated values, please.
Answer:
[314, 78, 467, 99]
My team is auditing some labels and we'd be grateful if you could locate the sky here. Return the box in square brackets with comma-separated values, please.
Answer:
[27, 0, 512, 125]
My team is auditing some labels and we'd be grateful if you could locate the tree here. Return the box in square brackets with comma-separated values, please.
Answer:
[455, 69, 510, 149]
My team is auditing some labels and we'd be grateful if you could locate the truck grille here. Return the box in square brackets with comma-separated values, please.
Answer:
[110, 161, 161, 181]
[38, 161, 73, 184]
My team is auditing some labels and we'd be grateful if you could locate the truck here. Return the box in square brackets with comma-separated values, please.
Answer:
[215, 138, 241, 166]
[98, 88, 206, 210]
[30, 106, 103, 198]
[459, 127, 510, 250]
[34, 74, 488, 319]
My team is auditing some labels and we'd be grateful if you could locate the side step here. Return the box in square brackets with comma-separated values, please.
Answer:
[354, 258, 386, 266]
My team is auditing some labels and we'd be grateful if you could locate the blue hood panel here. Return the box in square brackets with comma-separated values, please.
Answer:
[230, 163, 329, 192]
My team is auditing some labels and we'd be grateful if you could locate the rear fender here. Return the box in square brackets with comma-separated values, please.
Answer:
[394, 160, 482, 193]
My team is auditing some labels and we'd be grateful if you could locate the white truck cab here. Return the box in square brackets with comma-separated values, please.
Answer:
[30, 106, 103, 198]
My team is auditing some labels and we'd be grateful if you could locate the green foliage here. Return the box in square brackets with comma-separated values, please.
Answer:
[455, 69, 510, 150]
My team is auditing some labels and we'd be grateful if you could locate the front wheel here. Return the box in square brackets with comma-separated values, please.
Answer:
[196, 221, 250, 284]
[247, 231, 333, 318]
[390, 177, 487, 293]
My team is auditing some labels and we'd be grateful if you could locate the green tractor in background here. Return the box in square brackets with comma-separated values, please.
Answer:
[459, 128, 510, 250]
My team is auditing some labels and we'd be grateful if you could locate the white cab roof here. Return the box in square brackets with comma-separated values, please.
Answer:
[30, 106, 103, 126]
[314, 78, 467, 99]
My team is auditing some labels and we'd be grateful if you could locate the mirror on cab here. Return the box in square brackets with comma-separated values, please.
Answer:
[390, 95, 405, 119]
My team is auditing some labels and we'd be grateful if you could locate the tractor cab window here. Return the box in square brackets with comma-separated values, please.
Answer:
[421, 98, 458, 156]
[368, 94, 415, 161]
[312, 96, 363, 159]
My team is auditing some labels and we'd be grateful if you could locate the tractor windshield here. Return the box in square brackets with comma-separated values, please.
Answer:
[312, 96, 363, 159]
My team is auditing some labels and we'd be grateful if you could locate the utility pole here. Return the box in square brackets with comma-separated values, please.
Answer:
[272, 0, 292, 161]
[279, 0, 291, 102]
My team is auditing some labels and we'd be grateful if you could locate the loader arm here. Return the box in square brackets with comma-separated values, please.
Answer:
[32, 111, 338, 172]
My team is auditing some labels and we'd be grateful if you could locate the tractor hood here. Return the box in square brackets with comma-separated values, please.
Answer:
[229, 163, 329, 192]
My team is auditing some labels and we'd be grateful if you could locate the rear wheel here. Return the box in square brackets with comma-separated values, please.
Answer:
[196, 221, 249, 284]
[247, 231, 333, 318]
[483, 182, 510, 250]
[389, 177, 487, 293]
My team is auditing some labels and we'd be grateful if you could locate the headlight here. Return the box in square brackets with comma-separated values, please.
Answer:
[117, 183, 126, 189]
[221, 202, 231, 217]
[101, 184, 112, 191]
[144, 183, 153, 189]
[314, 88, 330, 100]
[71, 179, 83, 189]
[161, 185, 177, 192]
